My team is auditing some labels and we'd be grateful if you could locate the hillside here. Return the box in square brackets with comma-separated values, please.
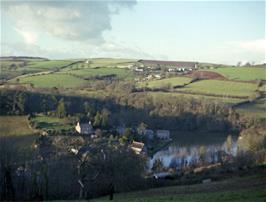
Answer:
[89, 174, 266, 202]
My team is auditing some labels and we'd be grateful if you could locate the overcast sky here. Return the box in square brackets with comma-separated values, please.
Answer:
[1, 0, 265, 64]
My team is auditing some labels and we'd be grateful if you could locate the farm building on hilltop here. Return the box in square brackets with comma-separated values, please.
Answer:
[75, 121, 93, 135]
[138, 59, 198, 70]
[156, 130, 170, 140]
[131, 141, 145, 154]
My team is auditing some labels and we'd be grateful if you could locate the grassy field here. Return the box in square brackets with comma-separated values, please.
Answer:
[64, 67, 134, 80]
[32, 114, 74, 131]
[147, 92, 244, 106]
[12, 73, 88, 88]
[236, 98, 266, 118]
[0, 115, 35, 136]
[140, 77, 192, 88]
[209, 67, 266, 81]
[178, 80, 257, 97]
[68, 58, 136, 69]
[0, 116, 37, 154]
[65, 174, 266, 202]
[20, 60, 75, 71]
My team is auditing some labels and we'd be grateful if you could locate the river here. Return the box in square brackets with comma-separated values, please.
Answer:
[148, 132, 238, 170]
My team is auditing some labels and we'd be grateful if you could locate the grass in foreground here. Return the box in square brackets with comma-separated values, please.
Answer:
[90, 188, 266, 202]
[90, 174, 266, 202]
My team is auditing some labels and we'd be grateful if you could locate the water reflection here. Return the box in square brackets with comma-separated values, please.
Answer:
[149, 135, 237, 170]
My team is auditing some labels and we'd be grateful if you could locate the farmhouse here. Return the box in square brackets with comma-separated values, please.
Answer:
[131, 141, 145, 154]
[75, 121, 93, 135]
[138, 59, 198, 70]
[156, 130, 170, 140]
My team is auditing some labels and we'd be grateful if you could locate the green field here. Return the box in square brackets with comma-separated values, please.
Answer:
[12, 73, 88, 88]
[32, 114, 74, 131]
[85, 58, 136, 67]
[147, 92, 244, 106]
[20, 60, 75, 71]
[236, 98, 266, 118]
[68, 58, 136, 69]
[178, 80, 257, 97]
[259, 84, 266, 92]
[64, 67, 134, 80]
[0, 116, 35, 137]
[0, 116, 37, 154]
[88, 175, 266, 202]
[140, 77, 192, 88]
[209, 67, 266, 81]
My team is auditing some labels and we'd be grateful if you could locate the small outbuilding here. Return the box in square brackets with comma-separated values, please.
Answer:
[131, 141, 145, 155]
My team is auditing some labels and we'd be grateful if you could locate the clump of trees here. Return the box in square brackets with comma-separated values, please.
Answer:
[0, 135, 146, 201]
[78, 141, 146, 199]
[237, 127, 266, 164]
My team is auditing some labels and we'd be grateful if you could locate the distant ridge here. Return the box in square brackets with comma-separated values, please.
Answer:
[0, 56, 49, 61]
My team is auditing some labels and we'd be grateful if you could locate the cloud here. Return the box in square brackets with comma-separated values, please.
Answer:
[228, 39, 265, 54]
[2, 0, 136, 43]
[1, 40, 153, 60]
[14, 28, 38, 44]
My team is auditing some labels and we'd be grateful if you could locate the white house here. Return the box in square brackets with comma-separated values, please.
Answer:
[156, 130, 170, 140]
[131, 141, 145, 155]
[75, 121, 94, 135]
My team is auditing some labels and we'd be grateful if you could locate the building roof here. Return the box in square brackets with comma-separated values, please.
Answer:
[131, 141, 144, 149]
[138, 59, 198, 67]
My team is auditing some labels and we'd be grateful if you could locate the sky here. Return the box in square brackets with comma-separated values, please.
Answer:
[0, 0, 265, 65]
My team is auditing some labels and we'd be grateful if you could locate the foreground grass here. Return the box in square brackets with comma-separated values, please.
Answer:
[49, 174, 266, 202]
[209, 67, 266, 81]
[90, 188, 266, 202]
[91, 174, 266, 202]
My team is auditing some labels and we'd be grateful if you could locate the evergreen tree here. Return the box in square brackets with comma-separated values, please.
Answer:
[93, 111, 102, 127]
[56, 99, 66, 118]
[101, 108, 110, 128]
